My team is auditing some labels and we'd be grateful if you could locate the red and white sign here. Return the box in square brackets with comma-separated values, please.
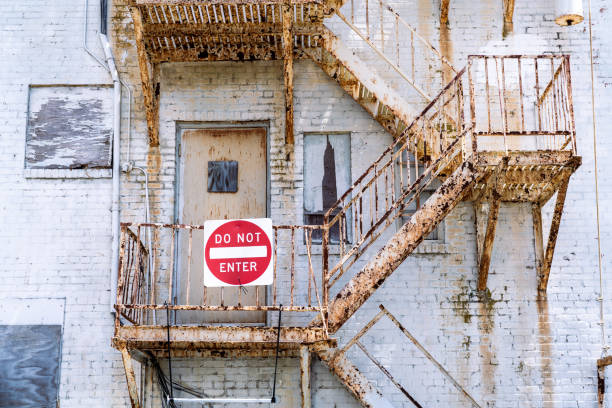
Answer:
[203, 218, 274, 287]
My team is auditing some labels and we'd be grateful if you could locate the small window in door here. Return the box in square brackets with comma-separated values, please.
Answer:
[303, 133, 351, 243]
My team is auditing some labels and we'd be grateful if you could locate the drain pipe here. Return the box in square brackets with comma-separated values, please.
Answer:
[99, 33, 122, 312]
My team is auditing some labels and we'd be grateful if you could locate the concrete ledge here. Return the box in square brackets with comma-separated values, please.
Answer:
[24, 168, 112, 179]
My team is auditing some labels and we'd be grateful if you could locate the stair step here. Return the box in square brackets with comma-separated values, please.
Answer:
[319, 161, 483, 333]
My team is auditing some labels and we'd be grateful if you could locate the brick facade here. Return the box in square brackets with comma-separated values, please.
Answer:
[0, 0, 610, 406]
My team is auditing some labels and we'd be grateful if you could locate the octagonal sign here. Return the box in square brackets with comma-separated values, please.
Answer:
[204, 218, 274, 287]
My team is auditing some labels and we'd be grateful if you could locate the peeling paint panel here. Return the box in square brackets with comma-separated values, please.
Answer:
[25, 85, 113, 169]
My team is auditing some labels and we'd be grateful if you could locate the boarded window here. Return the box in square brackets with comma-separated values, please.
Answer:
[303, 133, 351, 243]
[0, 325, 62, 407]
[25, 85, 113, 169]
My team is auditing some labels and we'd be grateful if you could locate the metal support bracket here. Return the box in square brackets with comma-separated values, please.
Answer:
[131, 6, 160, 146]
[282, 2, 294, 145]
[537, 171, 572, 295]
[119, 344, 142, 408]
[475, 158, 507, 291]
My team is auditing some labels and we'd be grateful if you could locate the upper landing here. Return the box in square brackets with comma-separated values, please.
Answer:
[128, 0, 330, 63]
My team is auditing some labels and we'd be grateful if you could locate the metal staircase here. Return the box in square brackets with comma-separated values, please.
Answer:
[114, 1, 581, 407]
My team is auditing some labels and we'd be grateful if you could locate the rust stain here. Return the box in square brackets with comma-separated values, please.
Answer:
[537, 296, 554, 406]
[439, 17, 454, 85]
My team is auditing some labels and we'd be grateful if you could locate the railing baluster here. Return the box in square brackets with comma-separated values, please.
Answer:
[339, 207, 345, 261]
[131, 226, 142, 308]
[150, 226, 158, 323]
[168, 226, 175, 305]
[369, 178, 374, 229]
[484, 57, 491, 134]
[186, 228, 193, 305]
[384, 164, 389, 212]
[494, 57, 508, 153]
[374, 164, 379, 219]
[291, 227, 295, 307]
[535, 58, 541, 132]
[501, 57, 508, 137]
[398, 145, 404, 193]
[517, 57, 525, 133]
[551, 58, 559, 135]
[306, 229, 313, 307]
[359, 195, 363, 241]
[125, 234, 135, 305]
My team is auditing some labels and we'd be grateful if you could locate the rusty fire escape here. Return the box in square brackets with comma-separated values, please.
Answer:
[114, 0, 581, 406]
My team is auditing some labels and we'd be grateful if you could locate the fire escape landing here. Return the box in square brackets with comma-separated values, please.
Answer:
[115, 1, 581, 407]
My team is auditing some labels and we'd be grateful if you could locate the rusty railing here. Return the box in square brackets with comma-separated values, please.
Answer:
[139, 1, 325, 58]
[117, 227, 150, 325]
[321, 55, 575, 298]
[334, 0, 456, 101]
[115, 55, 575, 331]
[323, 69, 470, 295]
[116, 223, 327, 327]
[468, 55, 576, 153]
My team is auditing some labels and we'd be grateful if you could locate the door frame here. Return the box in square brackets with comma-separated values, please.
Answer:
[172, 121, 271, 310]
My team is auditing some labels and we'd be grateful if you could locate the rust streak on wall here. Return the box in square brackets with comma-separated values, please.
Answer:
[537, 297, 554, 405]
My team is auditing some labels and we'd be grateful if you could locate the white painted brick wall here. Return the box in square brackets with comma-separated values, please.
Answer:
[1, 0, 611, 406]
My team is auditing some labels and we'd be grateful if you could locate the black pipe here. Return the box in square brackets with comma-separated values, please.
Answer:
[271, 306, 282, 403]
[100, 0, 108, 34]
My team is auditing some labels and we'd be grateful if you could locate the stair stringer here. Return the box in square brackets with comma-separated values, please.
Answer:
[303, 28, 421, 138]
[322, 160, 484, 333]
[316, 347, 397, 408]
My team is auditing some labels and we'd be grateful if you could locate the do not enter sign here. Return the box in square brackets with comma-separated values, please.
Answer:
[204, 218, 274, 287]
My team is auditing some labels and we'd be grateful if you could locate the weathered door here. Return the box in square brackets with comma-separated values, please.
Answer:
[178, 127, 267, 323]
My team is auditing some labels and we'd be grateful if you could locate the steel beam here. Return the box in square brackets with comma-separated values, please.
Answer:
[300, 345, 312, 408]
[316, 348, 396, 408]
[537, 171, 571, 294]
[131, 6, 160, 146]
[113, 325, 328, 350]
[120, 346, 142, 408]
[476, 157, 506, 290]
[441, 0, 451, 24]
[597, 357, 612, 407]
[532, 202, 544, 281]
[475, 194, 501, 291]
[282, 2, 294, 144]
